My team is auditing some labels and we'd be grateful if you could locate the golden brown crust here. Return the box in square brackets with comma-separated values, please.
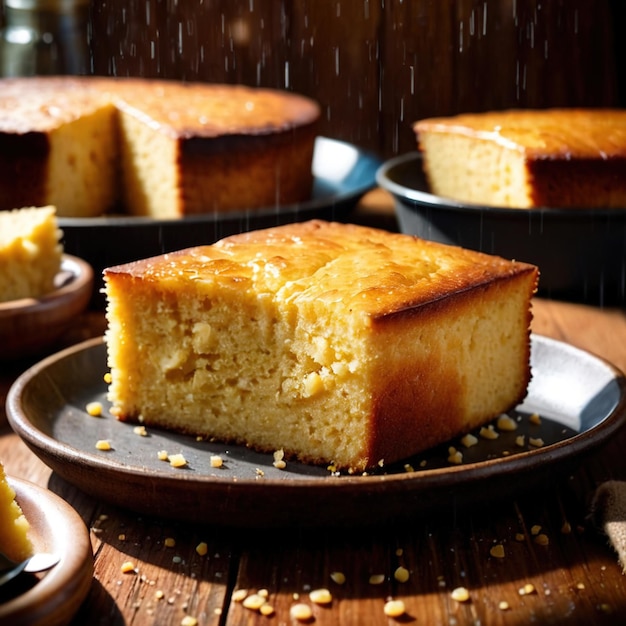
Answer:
[414, 108, 626, 160]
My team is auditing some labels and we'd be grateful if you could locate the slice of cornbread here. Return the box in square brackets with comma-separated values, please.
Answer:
[104, 220, 538, 472]
[0, 461, 33, 563]
[0, 206, 63, 302]
[414, 108, 626, 208]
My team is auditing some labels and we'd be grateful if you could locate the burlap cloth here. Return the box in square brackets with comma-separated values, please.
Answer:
[591, 481, 626, 572]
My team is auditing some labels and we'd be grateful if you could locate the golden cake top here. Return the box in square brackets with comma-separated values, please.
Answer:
[104, 220, 537, 319]
[414, 108, 626, 159]
[0, 76, 320, 136]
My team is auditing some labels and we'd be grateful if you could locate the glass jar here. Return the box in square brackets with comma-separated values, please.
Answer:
[0, 0, 91, 76]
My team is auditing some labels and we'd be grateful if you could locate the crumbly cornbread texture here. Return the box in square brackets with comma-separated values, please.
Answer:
[415, 108, 626, 208]
[0, 460, 33, 563]
[104, 220, 538, 471]
[0, 206, 62, 302]
[0, 76, 319, 218]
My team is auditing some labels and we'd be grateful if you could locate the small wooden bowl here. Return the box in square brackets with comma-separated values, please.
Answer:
[0, 255, 94, 361]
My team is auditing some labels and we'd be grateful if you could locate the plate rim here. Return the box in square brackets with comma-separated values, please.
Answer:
[376, 151, 626, 218]
[6, 334, 626, 496]
[0, 477, 93, 624]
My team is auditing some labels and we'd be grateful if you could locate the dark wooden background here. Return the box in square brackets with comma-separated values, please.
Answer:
[3, 0, 625, 157]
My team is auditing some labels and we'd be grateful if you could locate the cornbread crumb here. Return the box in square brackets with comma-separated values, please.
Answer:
[534, 534, 550, 546]
[515, 533, 525, 542]
[369, 574, 385, 585]
[518, 583, 536, 596]
[95, 439, 112, 451]
[576, 582, 585, 590]
[273, 449, 287, 469]
[181, 617, 198, 626]
[499, 600, 510, 610]
[496, 414, 518, 431]
[479, 425, 499, 440]
[196, 542, 208, 556]
[530, 525, 542, 535]
[561, 521, 572, 534]
[210, 455, 223, 468]
[490, 544, 505, 559]
[447, 447, 463, 464]
[383, 599, 406, 617]
[155, 590, 164, 600]
[515, 435, 526, 447]
[121, 561, 136, 573]
[460, 433, 478, 448]
[133, 425, 148, 436]
[232, 589, 248, 602]
[259, 604, 275, 616]
[290, 603, 313, 621]
[309, 588, 332, 605]
[451, 587, 470, 602]
[330, 571, 346, 585]
[86, 402, 103, 417]
[403, 463, 414, 472]
[529, 412, 542, 425]
[394, 566, 410, 583]
[157, 450, 169, 461]
[168, 453, 187, 468]
[104, 372, 112, 384]
[529, 437, 545, 448]
[242, 594, 266, 611]
[164, 537, 176, 548]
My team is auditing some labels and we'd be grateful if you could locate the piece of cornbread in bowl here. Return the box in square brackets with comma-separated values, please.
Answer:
[103, 220, 538, 472]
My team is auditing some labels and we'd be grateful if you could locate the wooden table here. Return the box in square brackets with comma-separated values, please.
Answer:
[2, 191, 626, 625]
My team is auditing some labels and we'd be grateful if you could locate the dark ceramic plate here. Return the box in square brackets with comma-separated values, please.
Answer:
[0, 478, 93, 626]
[6, 335, 626, 528]
[376, 152, 626, 305]
[60, 136, 381, 305]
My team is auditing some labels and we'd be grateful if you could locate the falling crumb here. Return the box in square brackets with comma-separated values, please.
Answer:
[451, 587, 470, 602]
[121, 561, 136, 573]
[210, 455, 223, 468]
[479, 425, 499, 440]
[330, 571, 346, 585]
[369, 574, 385, 585]
[529, 412, 542, 425]
[196, 542, 208, 556]
[490, 544, 505, 559]
[518, 583, 536, 596]
[290, 603, 313, 621]
[168, 453, 187, 468]
[133, 425, 148, 436]
[383, 599, 406, 617]
[164, 537, 176, 548]
[309, 588, 332, 605]
[394, 566, 410, 583]
[95, 439, 112, 451]
[460, 433, 478, 448]
[86, 401, 103, 417]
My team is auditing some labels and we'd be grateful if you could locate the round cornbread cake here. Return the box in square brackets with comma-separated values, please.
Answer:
[0, 460, 33, 563]
[0, 76, 320, 218]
